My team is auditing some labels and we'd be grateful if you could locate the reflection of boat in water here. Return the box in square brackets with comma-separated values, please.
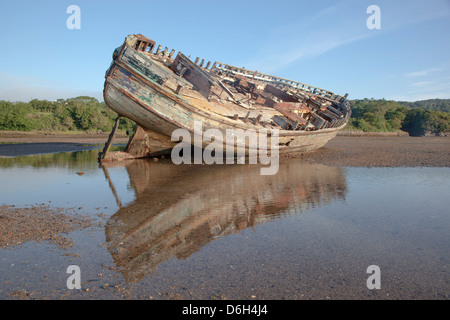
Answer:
[104, 160, 347, 282]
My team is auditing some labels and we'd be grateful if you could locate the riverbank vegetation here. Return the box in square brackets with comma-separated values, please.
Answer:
[346, 98, 450, 136]
[0, 96, 134, 133]
[1, 96, 449, 136]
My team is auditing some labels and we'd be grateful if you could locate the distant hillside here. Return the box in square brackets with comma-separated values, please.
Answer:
[348, 98, 450, 136]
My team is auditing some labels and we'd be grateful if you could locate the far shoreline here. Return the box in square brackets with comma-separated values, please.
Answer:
[0, 130, 449, 167]
[0, 131, 130, 157]
[0, 130, 130, 144]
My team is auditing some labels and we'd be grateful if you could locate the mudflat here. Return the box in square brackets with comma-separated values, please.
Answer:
[0, 131, 130, 157]
[0, 131, 130, 144]
[286, 135, 450, 167]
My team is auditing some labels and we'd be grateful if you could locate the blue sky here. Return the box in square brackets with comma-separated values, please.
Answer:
[0, 0, 449, 102]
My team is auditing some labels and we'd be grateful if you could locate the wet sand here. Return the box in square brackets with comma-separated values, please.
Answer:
[286, 135, 450, 167]
[0, 205, 93, 250]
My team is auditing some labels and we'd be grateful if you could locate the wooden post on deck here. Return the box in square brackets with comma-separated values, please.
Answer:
[98, 116, 121, 162]
[243, 111, 251, 123]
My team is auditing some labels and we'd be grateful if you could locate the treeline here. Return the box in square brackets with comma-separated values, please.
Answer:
[1, 96, 449, 136]
[0, 96, 135, 133]
[399, 99, 450, 113]
[348, 98, 450, 136]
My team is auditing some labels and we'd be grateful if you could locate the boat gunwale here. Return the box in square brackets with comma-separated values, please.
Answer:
[104, 46, 348, 138]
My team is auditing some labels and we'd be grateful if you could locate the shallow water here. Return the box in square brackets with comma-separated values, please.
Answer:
[0, 149, 449, 299]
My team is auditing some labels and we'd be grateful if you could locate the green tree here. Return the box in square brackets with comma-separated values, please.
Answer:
[0, 101, 34, 131]
[402, 109, 427, 136]
[384, 107, 407, 131]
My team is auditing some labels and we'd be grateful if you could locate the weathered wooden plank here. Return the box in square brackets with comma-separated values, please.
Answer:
[171, 52, 216, 99]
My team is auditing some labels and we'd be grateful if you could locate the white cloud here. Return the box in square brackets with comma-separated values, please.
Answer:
[395, 78, 450, 101]
[242, 1, 373, 73]
[398, 65, 450, 100]
[242, 0, 450, 74]
[390, 92, 450, 102]
[406, 68, 443, 78]
[411, 81, 435, 87]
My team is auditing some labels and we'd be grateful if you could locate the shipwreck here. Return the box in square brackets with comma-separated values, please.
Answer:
[99, 34, 351, 162]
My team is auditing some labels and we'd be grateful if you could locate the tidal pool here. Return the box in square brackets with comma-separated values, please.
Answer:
[0, 149, 449, 299]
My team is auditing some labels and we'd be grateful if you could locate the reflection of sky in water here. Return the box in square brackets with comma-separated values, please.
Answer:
[342, 167, 450, 252]
[346, 167, 450, 225]
[0, 151, 136, 212]
[309, 166, 450, 239]
[1, 151, 449, 229]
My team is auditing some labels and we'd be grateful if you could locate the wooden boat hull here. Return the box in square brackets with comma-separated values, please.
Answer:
[101, 34, 350, 160]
